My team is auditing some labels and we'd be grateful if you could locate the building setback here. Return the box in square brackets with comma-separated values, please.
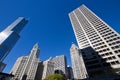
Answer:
[70, 43, 88, 79]
[42, 58, 54, 79]
[69, 4, 120, 79]
[52, 55, 68, 77]
[10, 43, 40, 80]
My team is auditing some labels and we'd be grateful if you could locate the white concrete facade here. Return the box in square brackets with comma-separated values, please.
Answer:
[52, 55, 67, 76]
[70, 44, 88, 79]
[69, 4, 120, 77]
[11, 43, 40, 80]
[42, 58, 54, 79]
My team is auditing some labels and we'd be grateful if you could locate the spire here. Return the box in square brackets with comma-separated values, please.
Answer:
[0, 17, 28, 62]
[33, 42, 39, 49]
[29, 43, 40, 58]
[71, 43, 78, 49]
[4, 17, 28, 34]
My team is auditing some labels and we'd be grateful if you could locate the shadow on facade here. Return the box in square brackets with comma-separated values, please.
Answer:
[81, 46, 120, 80]
[22, 74, 27, 80]
[54, 70, 67, 80]
[35, 61, 44, 80]
[54, 70, 64, 74]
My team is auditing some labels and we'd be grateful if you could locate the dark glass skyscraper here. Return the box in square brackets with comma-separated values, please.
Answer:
[0, 17, 28, 62]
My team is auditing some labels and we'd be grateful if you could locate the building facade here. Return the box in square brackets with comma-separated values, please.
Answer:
[70, 44, 88, 79]
[42, 58, 54, 79]
[11, 43, 40, 80]
[35, 61, 44, 80]
[67, 66, 74, 80]
[52, 55, 67, 77]
[69, 5, 120, 79]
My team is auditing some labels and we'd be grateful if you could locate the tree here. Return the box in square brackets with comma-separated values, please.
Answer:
[44, 74, 65, 80]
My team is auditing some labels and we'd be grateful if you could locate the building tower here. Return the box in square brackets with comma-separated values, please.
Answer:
[11, 43, 40, 80]
[0, 17, 28, 62]
[70, 43, 88, 79]
[42, 58, 54, 79]
[69, 5, 120, 78]
[67, 66, 74, 80]
[52, 55, 68, 77]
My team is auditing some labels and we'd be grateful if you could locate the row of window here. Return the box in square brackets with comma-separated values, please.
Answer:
[97, 48, 110, 53]
[95, 25, 107, 30]
[91, 18, 101, 22]
[100, 52, 113, 57]
[87, 31, 96, 37]
[106, 37, 120, 43]
[94, 45, 107, 50]
[85, 30, 96, 35]
[94, 23, 105, 28]
[80, 41, 89, 45]
[78, 36, 86, 40]
[98, 27, 110, 33]
[104, 34, 117, 40]
[90, 37, 101, 42]
[110, 61, 120, 65]
[101, 56, 116, 62]
[91, 39, 102, 44]
[114, 50, 120, 54]
[75, 28, 83, 34]
[93, 42, 104, 47]
[88, 34, 98, 38]
[81, 44, 90, 49]
[102, 60, 120, 66]
[89, 35, 99, 39]
[84, 25, 93, 30]
[111, 45, 120, 49]
[76, 32, 85, 38]
[109, 41, 120, 46]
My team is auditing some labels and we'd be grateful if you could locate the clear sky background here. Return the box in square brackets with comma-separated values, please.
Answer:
[0, 0, 120, 73]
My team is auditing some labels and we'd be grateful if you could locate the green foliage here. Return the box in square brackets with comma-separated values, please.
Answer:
[44, 74, 65, 80]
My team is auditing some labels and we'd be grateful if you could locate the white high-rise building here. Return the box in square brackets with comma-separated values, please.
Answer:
[70, 44, 88, 79]
[69, 4, 120, 78]
[11, 43, 40, 80]
[42, 58, 54, 79]
[11, 56, 27, 80]
[52, 55, 67, 76]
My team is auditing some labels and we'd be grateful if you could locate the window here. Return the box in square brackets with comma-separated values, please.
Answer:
[114, 50, 119, 53]
[109, 52, 113, 55]
[108, 57, 112, 60]
[118, 55, 120, 58]
[112, 56, 116, 59]
[111, 62, 116, 65]
[116, 61, 120, 64]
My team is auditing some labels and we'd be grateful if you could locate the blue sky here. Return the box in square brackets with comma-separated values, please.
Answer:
[0, 0, 120, 73]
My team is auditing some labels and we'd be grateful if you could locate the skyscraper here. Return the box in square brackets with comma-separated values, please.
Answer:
[0, 17, 28, 62]
[67, 66, 74, 80]
[42, 58, 54, 79]
[69, 4, 120, 78]
[70, 44, 88, 79]
[52, 55, 67, 77]
[11, 43, 40, 80]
